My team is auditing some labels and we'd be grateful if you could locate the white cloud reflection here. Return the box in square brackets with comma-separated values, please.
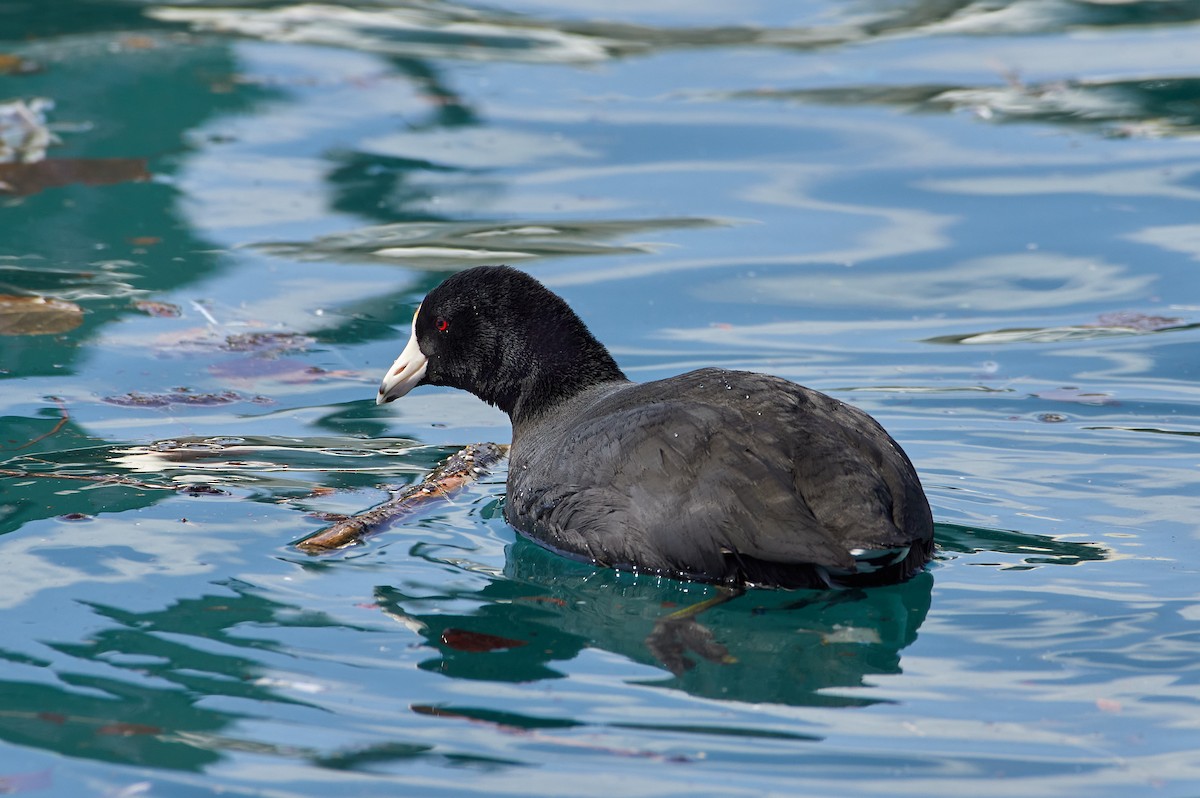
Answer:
[694, 253, 1151, 311]
[923, 164, 1200, 201]
[360, 127, 596, 170]
[150, 4, 618, 64]
[1127, 224, 1200, 261]
[0, 515, 230, 610]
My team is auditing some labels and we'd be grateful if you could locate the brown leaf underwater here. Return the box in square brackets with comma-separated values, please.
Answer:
[0, 295, 83, 335]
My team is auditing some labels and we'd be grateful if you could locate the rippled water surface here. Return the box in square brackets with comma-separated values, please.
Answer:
[2, 2, 1200, 796]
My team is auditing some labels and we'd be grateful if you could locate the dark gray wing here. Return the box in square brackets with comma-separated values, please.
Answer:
[507, 369, 929, 580]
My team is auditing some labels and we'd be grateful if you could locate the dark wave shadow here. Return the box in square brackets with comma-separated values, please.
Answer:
[935, 522, 1110, 568]
[255, 217, 726, 270]
[151, 2, 1200, 64]
[724, 76, 1200, 138]
[0, 579, 525, 773]
[0, 581, 333, 771]
[924, 315, 1200, 345]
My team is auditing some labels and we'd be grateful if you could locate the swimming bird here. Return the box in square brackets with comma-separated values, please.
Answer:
[377, 265, 933, 589]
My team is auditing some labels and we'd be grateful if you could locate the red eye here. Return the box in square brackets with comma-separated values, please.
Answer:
[435, 317, 449, 332]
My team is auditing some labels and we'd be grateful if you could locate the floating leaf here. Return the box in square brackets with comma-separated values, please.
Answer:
[96, 722, 162, 737]
[102, 389, 269, 408]
[0, 158, 150, 196]
[0, 295, 83, 335]
[132, 300, 181, 317]
[1091, 311, 1182, 332]
[222, 331, 314, 354]
[0, 54, 40, 76]
[439, 628, 527, 653]
[0, 768, 53, 793]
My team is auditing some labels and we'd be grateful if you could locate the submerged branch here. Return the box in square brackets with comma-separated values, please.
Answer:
[295, 442, 508, 553]
[9, 397, 69, 451]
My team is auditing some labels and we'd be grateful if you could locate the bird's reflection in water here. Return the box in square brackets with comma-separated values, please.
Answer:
[375, 537, 934, 708]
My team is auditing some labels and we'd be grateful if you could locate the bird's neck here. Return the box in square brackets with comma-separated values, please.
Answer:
[500, 326, 627, 428]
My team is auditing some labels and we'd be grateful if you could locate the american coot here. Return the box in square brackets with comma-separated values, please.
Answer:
[378, 265, 933, 589]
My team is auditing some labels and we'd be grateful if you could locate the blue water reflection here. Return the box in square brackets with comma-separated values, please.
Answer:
[3, 1, 1200, 796]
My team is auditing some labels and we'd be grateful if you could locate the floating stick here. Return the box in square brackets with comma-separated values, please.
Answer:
[295, 442, 508, 553]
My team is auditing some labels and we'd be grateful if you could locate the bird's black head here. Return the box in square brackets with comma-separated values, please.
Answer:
[377, 265, 626, 423]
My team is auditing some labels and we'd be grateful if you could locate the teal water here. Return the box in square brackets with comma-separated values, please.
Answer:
[2, 2, 1200, 796]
